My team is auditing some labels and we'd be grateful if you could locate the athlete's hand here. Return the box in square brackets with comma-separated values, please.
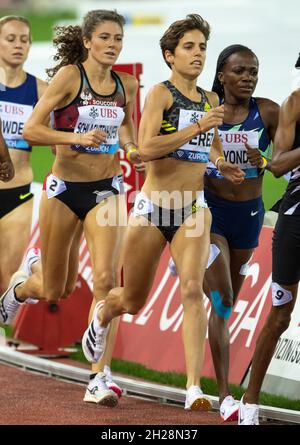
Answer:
[218, 160, 245, 184]
[0, 158, 15, 182]
[197, 105, 224, 133]
[129, 150, 146, 173]
[245, 143, 265, 167]
[76, 129, 107, 147]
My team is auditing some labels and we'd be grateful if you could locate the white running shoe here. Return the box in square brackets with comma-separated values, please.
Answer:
[82, 301, 108, 363]
[0, 271, 28, 325]
[238, 395, 259, 425]
[184, 385, 213, 411]
[220, 395, 239, 422]
[21, 247, 41, 276]
[168, 257, 178, 276]
[104, 365, 123, 398]
[83, 372, 118, 406]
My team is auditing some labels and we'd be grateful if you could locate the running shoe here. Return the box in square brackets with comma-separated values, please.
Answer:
[104, 365, 123, 398]
[220, 395, 239, 422]
[238, 395, 259, 425]
[0, 271, 28, 325]
[83, 372, 118, 406]
[82, 300, 108, 363]
[184, 385, 213, 411]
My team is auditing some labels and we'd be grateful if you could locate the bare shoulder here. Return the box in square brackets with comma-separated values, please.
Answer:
[283, 89, 300, 118]
[256, 97, 279, 123]
[36, 78, 48, 98]
[50, 64, 81, 85]
[145, 82, 172, 109]
[204, 90, 219, 107]
[256, 97, 279, 112]
[115, 71, 139, 97]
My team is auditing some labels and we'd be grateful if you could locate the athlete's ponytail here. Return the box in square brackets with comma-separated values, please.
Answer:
[47, 9, 125, 79]
[212, 44, 257, 102]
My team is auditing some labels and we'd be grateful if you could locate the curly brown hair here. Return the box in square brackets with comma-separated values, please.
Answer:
[46, 9, 125, 78]
[0, 16, 32, 43]
[160, 14, 211, 69]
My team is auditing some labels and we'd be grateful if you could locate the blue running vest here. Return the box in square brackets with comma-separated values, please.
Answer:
[0, 73, 38, 151]
[206, 97, 272, 179]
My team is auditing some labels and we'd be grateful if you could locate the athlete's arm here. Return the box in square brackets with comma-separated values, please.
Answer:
[118, 73, 138, 147]
[23, 65, 106, 148]
[138, 84, 224, 162]
[117, 74, 145, 172]
[271, 90, 300, 177]
[208, 92, 245, 184]
[207, 91, 224, 164]
[0, 122, 14, 182]
[248, 98, 280, 170]
[37, 78, 48, 99]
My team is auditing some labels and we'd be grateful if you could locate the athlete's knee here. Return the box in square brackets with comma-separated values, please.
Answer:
[181, 279, 203, 305]
[44, 284, 66, 302]
[210, 289, 234, 320]
[93, 270, 116, 297]
[268, 310, 291, 336]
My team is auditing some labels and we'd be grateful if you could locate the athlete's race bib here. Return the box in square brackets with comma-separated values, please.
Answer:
[206, 131, 259, 178]
[133, 192, 154, 216]
[170, 110, 214, 163]
[45, 174, 67, 199]
[0, 100, 33, 150]
[71, 105, 125, 154]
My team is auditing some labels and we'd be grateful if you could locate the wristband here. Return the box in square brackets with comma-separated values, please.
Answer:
[260, 156, 268, 169]
[125, 145, 138, 162]
[196, 121, 202, 132]
[215, 155, 225, 170]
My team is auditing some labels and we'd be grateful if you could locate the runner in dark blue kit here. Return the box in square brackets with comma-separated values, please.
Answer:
[202, 45, 279, 421]
[239, 56, 300, 425]
[0, 16, 47, 294]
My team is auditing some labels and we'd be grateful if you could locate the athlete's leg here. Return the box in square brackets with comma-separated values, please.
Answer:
[229, 247, 254, 297]
[204, 233, 234, 402]
[171, 208, 211, 389]
[15, 220, 83, 304]
[244, 284, 298, 405]
[83, 195, 126, 376]
[82, 209, 166, 401]
[62, 221, 83, 297]
[37, 192, 79, 302]
[99, 214, 167, 326]
[0, 199, 33, 293]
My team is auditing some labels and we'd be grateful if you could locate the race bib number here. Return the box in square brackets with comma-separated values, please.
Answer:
[0, 100, 33, 149]
[220, 131, 259, 169]
[206, 131, 260, 178]
[46, 174, 67, 199]
[171, 110, 214, 162]
[133, 192, 154, 216]
[72, 105, 125, 154]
